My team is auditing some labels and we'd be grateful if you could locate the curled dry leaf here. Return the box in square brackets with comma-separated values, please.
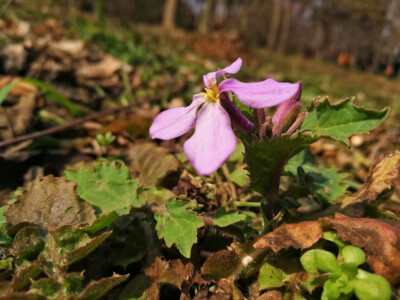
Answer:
[76, 55, 122, 79]
[329, 213, 400, 284]
[254, 221, 322, 252]
[339, 150, 400, 209]
[5, 176, 96, 230]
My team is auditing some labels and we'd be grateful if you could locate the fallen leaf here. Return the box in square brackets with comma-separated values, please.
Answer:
[130, 143, 179, 188]
[339, 150, 400, 209]
[5, 176, 96, 229]
[254, 221, 322, 252]
[329, 213, 400, 284]
[77, 55, 121, 79]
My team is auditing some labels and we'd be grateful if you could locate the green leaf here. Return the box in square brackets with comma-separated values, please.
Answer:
[20, 78, 85, 117]
[300, 249, 341, 274]
[0, 257, 13, 271]
[229, 166, 249, 187]
[300, 98, 389, 146]
[141, 187, 175, 206]
[322, 231, 347, 249]
[64, 161, 144, 216]
[322, 279, 341, 300]
[155, 199, 204, 258]
[0, 81, 16, 106]
[13, 226, 45, 261]
[213, 208, 248, 227]
[342, 246, 365, 266]
[31, 278, 61, 298]
[353, 269, 391, 300]
[5, 176, 96, 230]
[298, 165, 349, 205]
[76, 273, 129, 300]
[245, 134, 317, 196]
[130, 143, 179, 188]
[258, 262, 290, 290]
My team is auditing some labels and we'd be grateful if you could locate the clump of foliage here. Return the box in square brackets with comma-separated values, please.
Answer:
[0, 56, 398, 300]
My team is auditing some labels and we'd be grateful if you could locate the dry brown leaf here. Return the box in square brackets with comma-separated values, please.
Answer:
[130, 143, 179, 188]
[76, 55, 122, 79]
[254, 221, 322, 252]
[5, 176, 97, 230]
[329, 213, 400, 284]
[339, 150, 400, 209]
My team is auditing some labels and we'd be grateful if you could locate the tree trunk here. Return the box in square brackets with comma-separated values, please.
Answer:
[267, 0, 283, 51]
[162, 0, 178, 30]
[277, 0, 294, 53]
[198, 0, 214, 34]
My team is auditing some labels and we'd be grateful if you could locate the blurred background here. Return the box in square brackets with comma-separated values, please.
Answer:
[0, 0, 399, 194]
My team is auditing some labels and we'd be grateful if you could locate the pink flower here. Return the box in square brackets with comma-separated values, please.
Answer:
[149, 58, 300, 175]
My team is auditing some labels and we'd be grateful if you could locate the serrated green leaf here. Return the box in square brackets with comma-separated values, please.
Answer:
[300, 98, 389, 146]
[213, 208, 248, 227]
[5, 176, 96, 230]
[13, 226, 45, 261]
[155, 199, 204, 258]
[82, 212, 119, 234]
[258, 262, 290, 290]
[62, 272, 83, 295]
[31, 278, 61, 298]
[49, 226, 111, 267]
[64, 161, 144, 216]
[76, 273, 129, 300]
[300, 249, 341, 274]
[9, 265, 43, 292]
[245, 134, 317, 196]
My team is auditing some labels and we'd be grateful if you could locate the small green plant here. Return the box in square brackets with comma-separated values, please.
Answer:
[96, 132, 116, 148]
[300, 232, 391, 300]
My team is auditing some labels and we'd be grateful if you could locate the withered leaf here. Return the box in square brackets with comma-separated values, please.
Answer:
[329, 213, 400, 284]
[5, 176, 96, 229]
[339, 150, 400, 209]
[202, 250, 240, 279]
[130, 143, 179, 188]
[254, 221, 322, 252]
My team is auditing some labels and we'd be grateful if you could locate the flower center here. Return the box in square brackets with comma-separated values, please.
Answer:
[204, 79, 220, 103]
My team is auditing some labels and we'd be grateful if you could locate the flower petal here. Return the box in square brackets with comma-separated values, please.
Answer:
[183, 102, 236, 175]
[219, 78, 301, 109]
[149, 94, 205, 140]
[203, 58, 242, 88]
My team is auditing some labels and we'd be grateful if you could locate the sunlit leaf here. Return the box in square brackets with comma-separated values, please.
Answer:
[213, 208, 248, 227]
[339, 150, 400, 209]
[5, 176, 96, 229]
[254, 221, 322, 252]
[154, 199, 204, 258]
[64, 161, 144, 216]
[300, 97, 389, 146]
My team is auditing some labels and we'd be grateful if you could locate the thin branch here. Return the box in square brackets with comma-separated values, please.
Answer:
[0, 105, 132, 148]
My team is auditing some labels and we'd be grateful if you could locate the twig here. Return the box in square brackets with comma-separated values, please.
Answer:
[0, 0, 14, 17]
[0, 105, 132, 148]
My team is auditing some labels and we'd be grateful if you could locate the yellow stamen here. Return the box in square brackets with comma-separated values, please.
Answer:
[204, 78, 220, 103]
